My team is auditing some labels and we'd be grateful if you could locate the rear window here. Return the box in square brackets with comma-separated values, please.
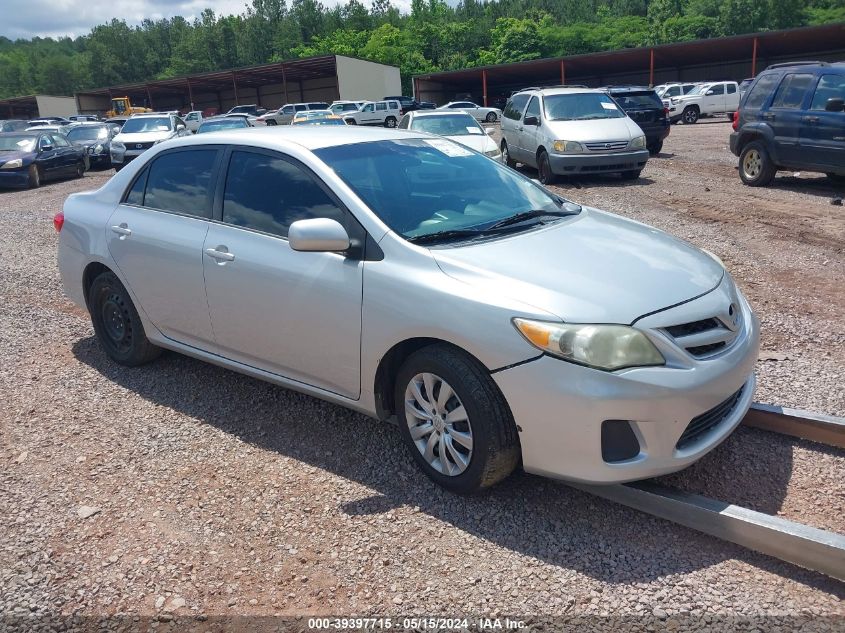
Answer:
[610, 92, 663, 109]
[744, 73, 781, 109]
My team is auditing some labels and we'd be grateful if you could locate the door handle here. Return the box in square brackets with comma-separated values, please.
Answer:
[803, 116, 819, 124]
[762, 113, 775, 121]
[204, 247, 235, 262]
[110, 224, 131, 238]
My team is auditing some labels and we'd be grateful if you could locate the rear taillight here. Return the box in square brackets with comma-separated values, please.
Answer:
[732, 110, 739, 131]
[53, 212, 64, 232]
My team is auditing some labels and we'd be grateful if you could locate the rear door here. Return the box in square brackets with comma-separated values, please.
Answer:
[106, 147, 221, 349]
[801, 73, 845, 170]
[767, 72, 815, 165]
[516, 96, 542, 166]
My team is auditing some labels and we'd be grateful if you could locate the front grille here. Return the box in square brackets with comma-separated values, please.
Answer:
[676, 386, 745, 450]
[663, 316, 737, 358]
[580, 162, 638, 172]
[584, 140, 629, 151]
[665, 318, 720, 338]
[129, 141, 155, 150]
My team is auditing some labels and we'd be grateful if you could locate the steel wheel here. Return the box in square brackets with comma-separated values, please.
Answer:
[742, 148, 762, 179]
[404, 372, 473, 477]
[99, 291, 133, 355]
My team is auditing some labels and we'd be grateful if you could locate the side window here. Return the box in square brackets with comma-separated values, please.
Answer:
[708, 84, 725, 96]
[186, 112, 198, 121]
[503, 94, 529, 120]
[144, 149, 218, 218]
[282, 106, 294, 114]
[744, 73, 781, 109]
[727, 84, 737, 94]
[376, 102, 387, 111]
[810, 74, 845, 110]
[524, 96, 540, 120]
[389, 101, 399, 110]
[222, 150, 345, 238]
[39, 136, 53, 150]
[125, 167, 149, 206]
[771, 73, 814, 109]
[295, 104, 307, 112]
[398, 115, 410, 129]
[363, 104, 374, 112]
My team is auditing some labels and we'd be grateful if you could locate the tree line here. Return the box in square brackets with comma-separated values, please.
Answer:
[0, 0, 842, 98]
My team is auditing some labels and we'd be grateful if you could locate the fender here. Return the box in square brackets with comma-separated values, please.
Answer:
[736, 122, 780, 164]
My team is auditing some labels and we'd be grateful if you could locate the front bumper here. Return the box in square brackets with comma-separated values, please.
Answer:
[493, 285, 760, 484]
[548, 149, 649, 175]
[0, 169, 30, 188]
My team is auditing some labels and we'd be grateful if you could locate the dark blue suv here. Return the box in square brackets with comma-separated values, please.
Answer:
[730, 61, 845, 186]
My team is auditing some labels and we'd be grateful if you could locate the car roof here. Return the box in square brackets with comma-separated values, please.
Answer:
[408, 110, 475, 118]
[175, 126, 427, 150]
[515, 86, 603, 96]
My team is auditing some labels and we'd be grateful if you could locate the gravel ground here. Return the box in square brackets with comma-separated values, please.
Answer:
[1, 125, 844, 630]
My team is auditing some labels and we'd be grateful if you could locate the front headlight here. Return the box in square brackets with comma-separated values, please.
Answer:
[513, 318, 665, 371]
[1, 158, 23, 169]
[94, 144, 104, 153]
[552, 140, 584, 153]
[629, 135, 646, 149]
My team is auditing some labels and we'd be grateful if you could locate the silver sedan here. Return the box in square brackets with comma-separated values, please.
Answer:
[437, 101, 503, 122]
[56, 127, 759, 493]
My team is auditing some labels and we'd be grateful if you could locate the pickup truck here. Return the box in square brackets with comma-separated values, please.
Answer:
[343, 100, 402, 127]
[667, 81, 740, 124]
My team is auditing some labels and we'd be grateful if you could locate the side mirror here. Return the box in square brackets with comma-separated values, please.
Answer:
[524, 115, 539, 126]
[705, 90, 715, 96]
[41, 143, 54, 152]
[176, 123, 186, 131]
[289, 218, 350, 253]
[825, 97, 844, 112]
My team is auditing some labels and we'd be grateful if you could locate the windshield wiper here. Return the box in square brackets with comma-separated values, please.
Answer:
[405, 228, 489, 244]
[484, 208, 577, 230]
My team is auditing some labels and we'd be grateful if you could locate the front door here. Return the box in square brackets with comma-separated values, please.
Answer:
[106, 147, 220, 348]
[801, 73, 845, 170]
[202, 148, 363, 398]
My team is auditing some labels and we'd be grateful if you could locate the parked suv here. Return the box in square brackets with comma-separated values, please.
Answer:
[667, 81, 740, 124]
[500, 86, 649, 183]
[259, 102, 330, 125]
[603, 86, 670, 155]
[730, 61, 845, 186]
[226, 104, 267, 117]
[110, 113, 190, 171]
[343, 100, 402, 127]
[384, 96, 436, 114]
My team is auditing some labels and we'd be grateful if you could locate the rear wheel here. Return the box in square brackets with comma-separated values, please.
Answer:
[648, 140, 663, 156]
[384, 116, 397, 128]
[27, 164, 41, 188]
[537, 150, 556, 185]
[485, 112, 497, 122]
[89, 271, 161, 366]
[75, 161, 85, 179]
[394, 345, 520, 493]
[739, 140, 776, 186]
[501, 141, 516, 168]
[682, 106, 699, 124]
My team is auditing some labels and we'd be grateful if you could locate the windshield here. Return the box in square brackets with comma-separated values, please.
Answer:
[197, 119, 247, 132]
[410, 114, 483, 136]
[67, 126, 109, 141]
[0, 135, 37, 152]
[120, 117, 172, 133]
[544, 93, 625, 121]
[685, 84, 710, 96]
[315, 139, 570, 240]
[296, 118, 345, 126]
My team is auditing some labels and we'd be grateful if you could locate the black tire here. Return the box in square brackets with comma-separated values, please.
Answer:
[682, 106, 699, 124]
[485, 111, 497, 122]
[621, 170, 642, 180]
[826, 173, 845, 185]
[648, 140, 663, 156]
[384, 116, 397, 128]
[266, 119, 277, 126]
[75, 161, 85, 179]
[346, 119, 357, 125]
[501, 140, 516, 168]
[89, 271, 161, 367]
[394, 345, 520, 493]
[738, 140, 776, 186]
[537, 150, 556, 185]
[27, 164, 41, 188]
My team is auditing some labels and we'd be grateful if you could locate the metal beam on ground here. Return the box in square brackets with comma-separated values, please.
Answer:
[743, 404, 845, 449]
[571, 482, 845, 582]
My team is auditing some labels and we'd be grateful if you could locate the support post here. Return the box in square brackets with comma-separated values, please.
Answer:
[560, 60, 565, 85]
[482, 69, 488, 107]
[232, 72, 239, 106]
[186, 78, 195, 111]
[649, 48, 655, 87]
[413, 77, 420, 100]
[282, 64, 289, 104]
[751, 36, 758, 76]
[145, 86, 154, 110]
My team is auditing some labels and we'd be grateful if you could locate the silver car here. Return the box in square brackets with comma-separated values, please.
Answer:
[500, 86, 650, 184]
[57, 127, 759, 493]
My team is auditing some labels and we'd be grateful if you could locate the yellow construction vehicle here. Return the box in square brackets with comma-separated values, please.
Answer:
[105, 97, 152, 118]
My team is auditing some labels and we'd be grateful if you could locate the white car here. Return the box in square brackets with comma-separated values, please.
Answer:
[398, 110, 501, 161]
[183, 111, 205, 133]
[110, 113, 190, 171]
[329, 101, 365, 116]
[343, 100, 402, 128]
[438, 101, 502, 123]
[668, 81, 740, 124]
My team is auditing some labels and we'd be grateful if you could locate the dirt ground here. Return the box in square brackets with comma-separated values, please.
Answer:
[0, 120, 843, 629]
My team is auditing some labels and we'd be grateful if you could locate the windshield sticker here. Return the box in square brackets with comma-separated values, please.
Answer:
[466, 127, 482, 134]
[600, 102, 618, 110]
[424, 138, 473, 157]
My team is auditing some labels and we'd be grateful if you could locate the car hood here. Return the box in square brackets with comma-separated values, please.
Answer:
[71, 139, 108, 148]
[431, 208, 723, 324]
[0, 150, 35, 166]
[543, 117, 642, 142]
[446, 134, 497, 153]
[114, 130, 174, 143]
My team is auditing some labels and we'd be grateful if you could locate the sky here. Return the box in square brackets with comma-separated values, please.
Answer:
[1, 0, 324, 40]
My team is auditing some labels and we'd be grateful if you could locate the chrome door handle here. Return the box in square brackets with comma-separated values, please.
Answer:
[110, 224, 131, 238]
[803, 116, 819, 124]
[204, 247, 235, 262]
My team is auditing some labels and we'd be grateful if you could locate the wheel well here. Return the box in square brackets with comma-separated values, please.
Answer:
[536, 146, 547, 161]
[373, 338, 487, 420]
[683, 104, 700, 112]
[737, 131, 763, 154]
[82, 262, 112, 307]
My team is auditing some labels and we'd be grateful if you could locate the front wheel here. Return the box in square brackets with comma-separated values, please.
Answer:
[501, 141, 516, 168]
[485, 112, 497, 122]
[537, 150, 556, 185]
[682, 106, 699, 124]
[739, 140, 776, 186]
[384, 116, 397, 128]
[75, 162, 85, 179]
[266, 119, 277, 126]
[89, 271, 161, 366]
[27, 164, 41, 188]
[648, 140, 663, 156]
[395, 345, 520, 493]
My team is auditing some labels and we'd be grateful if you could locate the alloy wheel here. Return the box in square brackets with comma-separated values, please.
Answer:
[742, 149, 762, 178]
[404, 372, 473, 476]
